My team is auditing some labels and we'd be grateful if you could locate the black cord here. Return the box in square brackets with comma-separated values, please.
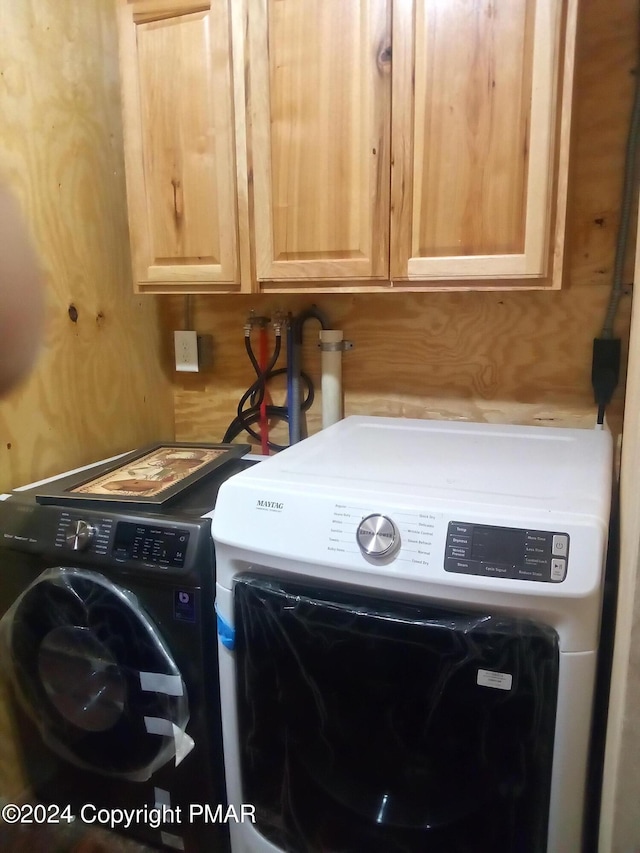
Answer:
[223, 368, 315, 451]
[223, 334, 315, 451]
[243, 334, 262, 376]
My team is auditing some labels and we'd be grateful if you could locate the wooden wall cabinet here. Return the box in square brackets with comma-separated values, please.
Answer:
[248, 0, 392, 283]
[116, 0, 251, 293]
[390, 0, 572, 285]
[116, 0, 577, 294]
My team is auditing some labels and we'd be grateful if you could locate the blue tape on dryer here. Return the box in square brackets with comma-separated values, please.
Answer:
[215, 604, 235, 650]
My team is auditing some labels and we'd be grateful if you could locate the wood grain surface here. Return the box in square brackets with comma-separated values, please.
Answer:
[165, 283, 631, 450]
[249, 0, 392, 281]
[567, 0, 639, 287]
[116, 0, 244, 289]
[391, 0, 564, 282]
[165, 0, 637, 449]
[0, 0, 175, 809]
[0, 0, 174, 492]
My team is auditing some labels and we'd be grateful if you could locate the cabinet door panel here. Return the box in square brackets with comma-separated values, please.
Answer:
[391, 0, 564, 282]
[118, 0, 241, 290]
[250, 0, 391, 281]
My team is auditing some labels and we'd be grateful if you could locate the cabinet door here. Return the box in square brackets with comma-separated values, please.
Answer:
[116, 0, 248, 292]
[391, 0, 568, 283]
[249, 0, 391, 283]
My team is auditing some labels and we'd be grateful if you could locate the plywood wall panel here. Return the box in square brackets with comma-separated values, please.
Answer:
[0, 0, 174, 492]
[165, 284, 630, 449]
[567, 0, 639, 287]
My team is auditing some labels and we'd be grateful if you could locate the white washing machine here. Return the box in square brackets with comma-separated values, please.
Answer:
[212, 416, 613, 853]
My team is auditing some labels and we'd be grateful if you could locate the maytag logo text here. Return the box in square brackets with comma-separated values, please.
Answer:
[256, 500, 284, 511]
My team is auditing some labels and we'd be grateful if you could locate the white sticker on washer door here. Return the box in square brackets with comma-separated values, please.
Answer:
[477, 669, 513, 691]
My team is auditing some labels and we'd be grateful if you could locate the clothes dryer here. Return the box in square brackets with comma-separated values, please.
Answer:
[212, 416, 613, 853]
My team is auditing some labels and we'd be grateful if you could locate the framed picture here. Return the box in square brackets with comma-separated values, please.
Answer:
[35, 442, 249, 508]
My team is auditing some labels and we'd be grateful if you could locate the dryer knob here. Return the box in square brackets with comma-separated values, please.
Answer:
[356, 514, 400, 561]
[65, 520, 96, 551]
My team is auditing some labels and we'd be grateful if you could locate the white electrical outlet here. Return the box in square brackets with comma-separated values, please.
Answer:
[174, 330, 199, 372]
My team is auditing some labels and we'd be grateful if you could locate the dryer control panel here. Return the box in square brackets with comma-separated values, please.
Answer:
[445, 522, 570, 583]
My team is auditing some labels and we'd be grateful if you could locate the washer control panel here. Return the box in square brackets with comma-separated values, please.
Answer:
[112, 521, 190, 569]
[445, 521, 570, 583]
[52, 511, 193, 571]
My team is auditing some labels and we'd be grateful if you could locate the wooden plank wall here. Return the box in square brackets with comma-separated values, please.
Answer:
[164, 0, 637, 450]
[0, 0, 175, 494]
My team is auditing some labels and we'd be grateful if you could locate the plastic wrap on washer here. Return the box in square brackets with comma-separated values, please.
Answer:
[0, 567, 192, 782]
[234, 574, 560, 853]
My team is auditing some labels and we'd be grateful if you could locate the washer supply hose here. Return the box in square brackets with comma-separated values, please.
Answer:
[235, 332, 282, 444]
[286, 320, 296, 446]
[259, 325, 269, 455]
[223, 320, 315, 452]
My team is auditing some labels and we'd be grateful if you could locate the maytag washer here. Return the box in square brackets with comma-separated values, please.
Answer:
[212, 416, 612, 853]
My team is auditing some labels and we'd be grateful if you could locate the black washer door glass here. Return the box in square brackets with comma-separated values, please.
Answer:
[234, 575, 559, 853]
[38, 625, 126, 732]
[7, 567, 189, 781]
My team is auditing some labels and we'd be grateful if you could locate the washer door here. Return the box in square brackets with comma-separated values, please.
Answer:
[234, 574, 559, 853]
[2, 567, 191, 782]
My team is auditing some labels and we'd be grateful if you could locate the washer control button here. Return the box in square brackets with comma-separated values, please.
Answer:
[356, 514, 400, 560]
[552, 534, 569, 557]
[550, 558, 567, 582]
[446, 545, 470, 560]
[65, 519, 96, 551]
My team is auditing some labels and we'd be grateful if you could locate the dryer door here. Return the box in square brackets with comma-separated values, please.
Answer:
[1, 567, 192, 782]
[234, 574, 559, 853]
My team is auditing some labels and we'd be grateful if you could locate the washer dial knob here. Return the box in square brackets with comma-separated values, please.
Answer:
[356, 514, 400, 560]
[65, 520, 96, 551]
